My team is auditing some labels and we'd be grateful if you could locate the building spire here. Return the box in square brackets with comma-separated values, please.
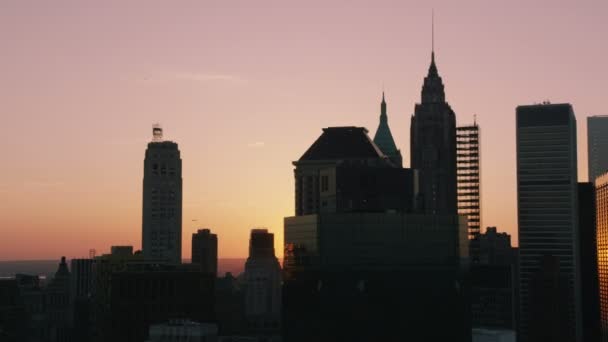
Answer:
[432, 9, 435, 63]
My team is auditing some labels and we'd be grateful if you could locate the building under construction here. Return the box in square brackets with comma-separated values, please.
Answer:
[457, 123, 481, 259]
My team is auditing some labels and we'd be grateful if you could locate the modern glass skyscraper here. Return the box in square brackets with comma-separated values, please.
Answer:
[142, 125, 183, 263]
[587, 115, 608, 182]
[516, 103, 581, 342]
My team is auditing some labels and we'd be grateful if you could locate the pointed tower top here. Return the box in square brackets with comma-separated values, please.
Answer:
[382, 91, 385, 103]
[432, 9, 435, 59]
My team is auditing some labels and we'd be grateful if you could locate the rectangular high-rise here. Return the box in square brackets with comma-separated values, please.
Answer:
[516, 103, 581, 342]
[142, 125, 183, 264]
[457, 123, 481, 259]
[191, 228, 218, 276]
[596, 173, 608, 342]
[588, 116, 608, 182]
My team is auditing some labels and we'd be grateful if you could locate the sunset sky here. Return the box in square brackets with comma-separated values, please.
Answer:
[1, 0, 607, 260]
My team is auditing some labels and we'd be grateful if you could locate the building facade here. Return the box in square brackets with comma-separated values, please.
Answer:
[596, 173, 608, 342]
[457, 123, 481, 244]
[283, 125, 470, 342]
[142, 125, 183, 264]
[588, 116, 608, 182]
[410, 51, 458, 215]
[516, 103, 581, 342]
[192, 229, 218, 277]
[244, 229, 281, 334]
[373, 92, 402, 167]
[578, 182, 600, 342]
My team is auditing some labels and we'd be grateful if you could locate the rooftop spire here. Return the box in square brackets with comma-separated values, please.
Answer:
[432, 9, 435, 62]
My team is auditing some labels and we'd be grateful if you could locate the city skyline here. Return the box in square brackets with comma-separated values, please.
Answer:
[1, 1, 608, 260]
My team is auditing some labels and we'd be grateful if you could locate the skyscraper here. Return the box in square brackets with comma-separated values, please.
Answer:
[516, 103, 581, 342]
[142, 125, 183, 264]
[373, 92, 402, 167]
[191, 228, 218, 276]
[457, 123, 481, 243]
[578, 182, 600, 342]
[588, 115, 608, 182]
[410, 50, 457, 214]
[283, 126, 470, 342]
[596, 173, 608, 342]
[244, 229, 281, 334]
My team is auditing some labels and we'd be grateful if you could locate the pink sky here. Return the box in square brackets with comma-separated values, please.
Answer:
[1, 0, 606, 260]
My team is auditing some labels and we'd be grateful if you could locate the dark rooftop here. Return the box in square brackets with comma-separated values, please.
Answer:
[298, 127, 386, 161]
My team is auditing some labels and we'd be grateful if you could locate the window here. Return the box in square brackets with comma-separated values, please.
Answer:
[321, 175, 329, 192]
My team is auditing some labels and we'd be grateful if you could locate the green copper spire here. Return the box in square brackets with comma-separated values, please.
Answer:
[373, 92, 403, 167]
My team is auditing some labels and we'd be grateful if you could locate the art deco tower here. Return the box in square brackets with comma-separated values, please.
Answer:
[142, 125, 183, 263]
[410, 50, 457, 214]
[373, 92, 402, 167]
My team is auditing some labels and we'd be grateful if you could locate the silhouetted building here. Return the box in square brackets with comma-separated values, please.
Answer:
[142, 125, 183, 263]
[596, 173, 608, 342]
[111, 246, 134, 257]
[457, 123, 481, 260]
[46, 257, 71, 342]
[146, 320, 218, 342]
[372, 92, 402, 167]
[588, 116, 608, 182]
[244, 229, 281, 334]
[529, 255, 571, 342]
[215, 273, 246, 335]
[476, 227, 513, 266]
[410, 50, 457, 215]
[107, 263, 215, 342]
[471, 228, 516, 331]
[15, 274, 47, 342]
[516, 103, 581, 342]
[293, 127, 418, 216]
[70, 259, 94, 342]
[283, 127, 470, 342]
[192, 229, 218, 276]
[93, 247, 141, 342]
[578, 182, 601, 342]
[0, 279, 27, 342]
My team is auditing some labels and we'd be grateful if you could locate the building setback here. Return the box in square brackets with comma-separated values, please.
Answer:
[587, 116, 608, 182]
[410, 51, 458, 215]
[516, 103, 581, 342]
[142, 125, 183, 264]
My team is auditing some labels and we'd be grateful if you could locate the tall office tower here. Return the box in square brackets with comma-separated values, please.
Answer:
[284, 127, 470, 342]
[142, 125, 183, 264]
[410, 50, 457, 214]
[578, 183, 600, 342]
[596, 173, 608, 342]
[457, 123, 481, 243]
[46, 257, 71, 342]
[244, 229, 281, 334]
[191, 228, 218, 276]
[516, 103, 581, 342]
[588, 116, 608, 182]
[373, 92, 403, 167]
